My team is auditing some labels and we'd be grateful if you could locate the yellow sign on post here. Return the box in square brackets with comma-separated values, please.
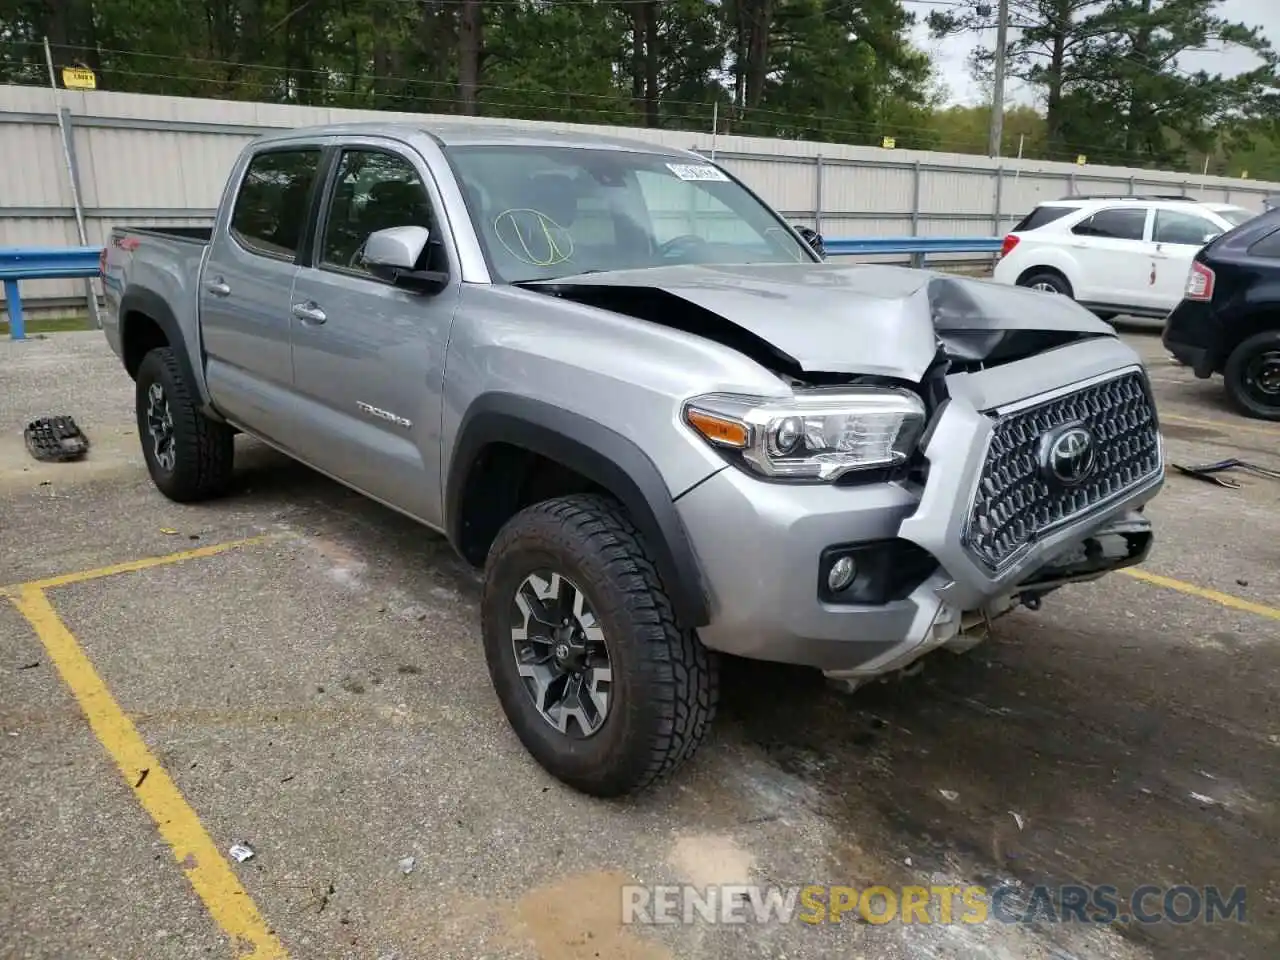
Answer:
[1076, 154, 1087, 165]
[881, 136, 896, 149]
[61, 66, 96, 90]
[1241, 170, 1250, 180]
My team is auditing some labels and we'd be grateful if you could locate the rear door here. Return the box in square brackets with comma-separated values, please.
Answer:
[286, 138, 460, 526]
[1068, 206, 1154, 308]
[1150, 207, 1226, 310]
[199, 144, 324, 441]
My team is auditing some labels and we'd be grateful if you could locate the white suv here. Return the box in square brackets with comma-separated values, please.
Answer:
[992, 196, 1256, 321]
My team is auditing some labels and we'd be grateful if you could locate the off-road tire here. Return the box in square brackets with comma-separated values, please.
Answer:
[1019, 270, 1074, 298]
[481, 493, 720, 797]
[1222, 330, 1280, 422]
[135, 346, 236, 501]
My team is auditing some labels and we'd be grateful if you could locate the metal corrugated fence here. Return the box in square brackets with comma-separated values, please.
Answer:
[3, 82, 1279, 313]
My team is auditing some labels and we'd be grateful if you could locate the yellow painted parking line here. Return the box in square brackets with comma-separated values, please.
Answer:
[8, 586, 289, 959]
[1119, 568, 1280, 622]
[1161, 411, 1280, 438]
[2, 532, 290, 594]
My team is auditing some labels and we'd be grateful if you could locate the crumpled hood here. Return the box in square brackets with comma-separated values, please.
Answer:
[524, 261, 1116, 382]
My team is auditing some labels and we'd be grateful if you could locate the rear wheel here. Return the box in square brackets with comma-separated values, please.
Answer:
[480, 493, 719, 797]
[1019, 270, 1073, 298]
[1222, 330, 1280, 422]
[135, 347, 236, 501]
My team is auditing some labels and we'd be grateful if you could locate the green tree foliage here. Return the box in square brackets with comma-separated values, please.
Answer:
[0, 0, 1276, 176]
[929, 0, 1280, 173]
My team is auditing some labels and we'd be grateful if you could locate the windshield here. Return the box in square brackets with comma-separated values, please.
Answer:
[1216, 207, 1256, 227]
[444, 145, 815, 283]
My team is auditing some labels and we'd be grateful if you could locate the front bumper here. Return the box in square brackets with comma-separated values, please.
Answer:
[676, 339, 1165, 678]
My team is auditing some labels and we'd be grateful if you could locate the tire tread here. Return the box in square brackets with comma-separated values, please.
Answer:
[483, 492, 719, 795]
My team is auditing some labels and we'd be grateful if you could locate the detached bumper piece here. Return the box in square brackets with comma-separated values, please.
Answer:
[24, 415, 89, 463]
[1014, 512, 1153, 597]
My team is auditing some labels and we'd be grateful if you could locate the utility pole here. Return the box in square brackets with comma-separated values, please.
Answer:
[988, 0, 1009, 158]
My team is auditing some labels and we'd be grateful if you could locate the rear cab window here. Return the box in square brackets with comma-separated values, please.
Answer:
[1247, 229, 1280, 259]
[1012, 205, 1079, 232]
[228, 147, 323, 260]
[1071, 207, 1148, 241]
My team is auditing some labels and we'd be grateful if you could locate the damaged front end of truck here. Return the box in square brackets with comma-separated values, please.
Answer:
[523, 261, 1165, 685]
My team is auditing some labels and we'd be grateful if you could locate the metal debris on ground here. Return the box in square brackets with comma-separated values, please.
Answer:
[228, 843, 256, 863]
[398, 855, 416, 875]
[939, 789, 959, 801]
[1172, 458, 1280, 488]
[1009, 811, 1025, 831]
[23, 415, 90, 463]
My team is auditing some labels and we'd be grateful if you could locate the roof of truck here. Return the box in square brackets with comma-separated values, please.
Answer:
[251, 120, 697, 157]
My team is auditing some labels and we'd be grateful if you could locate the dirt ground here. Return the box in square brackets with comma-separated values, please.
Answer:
[1, 328, 1277, 960]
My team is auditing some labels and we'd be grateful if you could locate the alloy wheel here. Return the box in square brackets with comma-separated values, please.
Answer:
[145, 381, 176, 471]
[509, 570, 612, 738]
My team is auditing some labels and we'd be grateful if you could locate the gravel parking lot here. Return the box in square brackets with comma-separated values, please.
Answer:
[2, 329, 1277, 960]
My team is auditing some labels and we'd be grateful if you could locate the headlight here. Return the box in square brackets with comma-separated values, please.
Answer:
[682, 387, 927, 481]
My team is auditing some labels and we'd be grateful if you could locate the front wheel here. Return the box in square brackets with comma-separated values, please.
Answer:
[135, 346, 236, 501]
[480, 494, 720, 797]
[1222, 330, 1280, 421]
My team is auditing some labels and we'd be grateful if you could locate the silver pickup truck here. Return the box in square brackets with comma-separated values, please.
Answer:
[103, 121, 1165, 797]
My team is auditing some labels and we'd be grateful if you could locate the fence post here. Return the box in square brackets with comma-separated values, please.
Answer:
[992, 167, 1004, 271]
[814, 155, 824, 234]
[44, 38, 102, 331]
[910, 161, 922, 267]
[60, 108, 103, 329]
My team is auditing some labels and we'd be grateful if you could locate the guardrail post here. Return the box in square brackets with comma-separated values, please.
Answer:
[4, 280, 24, 340]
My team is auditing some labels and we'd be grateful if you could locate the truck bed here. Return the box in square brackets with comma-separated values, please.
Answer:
[113, 225, 213, 245]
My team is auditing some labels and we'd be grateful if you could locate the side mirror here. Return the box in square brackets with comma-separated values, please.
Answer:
[794, 224, 825, 259]
[363, 225, 447, 292]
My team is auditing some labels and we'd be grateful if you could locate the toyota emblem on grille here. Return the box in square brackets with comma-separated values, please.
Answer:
[1040, 423, 1097, 486]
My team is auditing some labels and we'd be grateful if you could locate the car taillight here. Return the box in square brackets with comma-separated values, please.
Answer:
[1000, 234, 1020, 258]
[1185, 261, 1215, 301]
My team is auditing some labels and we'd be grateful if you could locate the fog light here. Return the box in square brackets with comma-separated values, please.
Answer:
[827, 555, 857, 592]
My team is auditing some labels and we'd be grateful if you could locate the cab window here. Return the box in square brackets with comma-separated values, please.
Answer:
[1153, 209, 1220, 246]
[228, 148, 322, 260]
[1071, 207, 1148, 241]
[320, 149, 444, 276]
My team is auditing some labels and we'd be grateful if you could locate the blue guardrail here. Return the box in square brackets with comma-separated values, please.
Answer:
[1, 246, 103, 340]
[0, 236, 1002, 340]
[823, 236, 1004, 257]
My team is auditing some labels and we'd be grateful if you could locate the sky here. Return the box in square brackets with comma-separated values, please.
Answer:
[906, 0, 1280, 108]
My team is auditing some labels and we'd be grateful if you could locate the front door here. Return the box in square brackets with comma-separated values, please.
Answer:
[1150, 207, 1223, 311]
[287, 141, 460, 527]
[1068, 206, 1155, 310]
[199, 146, 323, 443]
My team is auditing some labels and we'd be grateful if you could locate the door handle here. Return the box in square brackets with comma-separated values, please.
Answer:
[291, 301, 327, 324]
[204, 277, 231, 297]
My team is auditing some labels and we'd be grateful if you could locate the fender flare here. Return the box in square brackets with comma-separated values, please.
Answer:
[118, 286, 207, 405]
[445, 393, 711, 629]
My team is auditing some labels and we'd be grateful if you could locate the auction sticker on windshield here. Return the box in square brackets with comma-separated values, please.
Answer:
[666, 163, 729, 182]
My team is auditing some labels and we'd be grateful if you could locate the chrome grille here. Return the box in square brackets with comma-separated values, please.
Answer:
[963, 371, 1161, 570]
